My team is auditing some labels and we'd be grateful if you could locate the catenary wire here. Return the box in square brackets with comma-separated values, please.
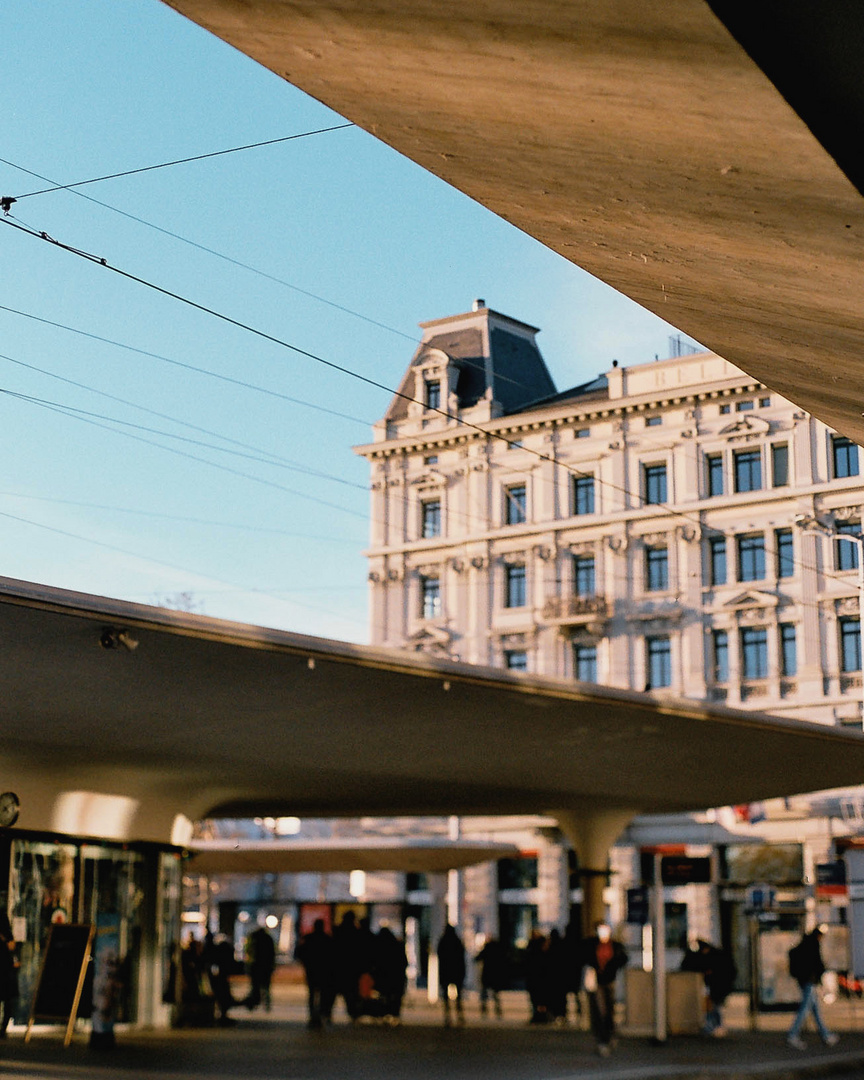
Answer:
[1, 213, 855, 593]
[6, 126, 355, 200]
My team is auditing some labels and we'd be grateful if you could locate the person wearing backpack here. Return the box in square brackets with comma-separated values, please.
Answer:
[787, 926, 839, 1050]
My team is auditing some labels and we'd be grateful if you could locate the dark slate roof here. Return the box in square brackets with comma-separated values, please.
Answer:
[488, 327, 557, 414]
[521, 374, 609, 412]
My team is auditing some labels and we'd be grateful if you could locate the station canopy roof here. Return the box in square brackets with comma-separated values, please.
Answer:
[164, 0, 864, 448]
[3, 576, 864, 846]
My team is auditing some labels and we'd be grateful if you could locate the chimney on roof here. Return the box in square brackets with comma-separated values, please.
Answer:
[473, 298, 486, 311]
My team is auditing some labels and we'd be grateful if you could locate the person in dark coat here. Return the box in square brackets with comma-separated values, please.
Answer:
[582, 922, 627, 1056]
[681, 939, 735, 1036]
[524, 930, 549, 1024]
[437, 925, 466, 1026]
[333, 911, 362, 1021]
[374, 925, 408, 1023]
[295, 919, 336, 1029]
[474, 937, 506, 1018]
[0, 913, 18, 1037]
[787, 926, 838, 1050]
[245, 926, 276, 1011]
[545, 928, 569, 1023]
[203, 932, 237, 1026]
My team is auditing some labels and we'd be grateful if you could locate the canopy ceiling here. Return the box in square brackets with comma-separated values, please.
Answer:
[3, 576, 864, 845]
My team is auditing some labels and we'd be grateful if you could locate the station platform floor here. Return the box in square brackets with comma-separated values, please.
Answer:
[5, 980, 864, 1080]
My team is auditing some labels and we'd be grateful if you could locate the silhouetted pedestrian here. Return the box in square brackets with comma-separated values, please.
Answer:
[437, 925, 466, 1026]
[546, 928, 569, 1022]
[524, 930, 549, 1024]
[582, 922, 627, 1056]
[474, 937, 506, 1018]
[681, 939, 735, 1037]
[203, 932, 237, 1026]
[375, 925, 408, 1023]
[295, 919, 336, 1029]
[333, 911, 362, 1021]
[245, 925, 276, 1011]
[787, 926, 838, 1050]
[0, 912, 18, 1037]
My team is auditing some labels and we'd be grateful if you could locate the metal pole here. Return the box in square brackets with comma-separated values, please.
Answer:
[652, 852, 667, 1043]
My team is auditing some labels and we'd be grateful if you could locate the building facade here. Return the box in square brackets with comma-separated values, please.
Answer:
[351, 302, 864, 993]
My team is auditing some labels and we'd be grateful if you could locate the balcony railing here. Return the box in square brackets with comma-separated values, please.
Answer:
[542, 595, 609, 623]
[841, 673, 863, 693]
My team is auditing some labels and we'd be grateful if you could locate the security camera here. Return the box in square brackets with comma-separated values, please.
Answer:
[100, 628, 139, 652]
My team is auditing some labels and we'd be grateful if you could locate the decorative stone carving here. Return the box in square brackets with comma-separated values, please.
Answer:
[837, 596, 861, 615]
[368, 571, 382, 583]
[533, 545, 553, 561]
[677, 524, 699, 543]
[607, 535, 628, 552]
[449, 558, 466, 574]
[387, 568, 404, 582]
[470, 555, 490, 570]
[833, 506, 862, 522]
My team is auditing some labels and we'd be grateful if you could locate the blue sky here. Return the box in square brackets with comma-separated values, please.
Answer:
[0, 0, 684, 642]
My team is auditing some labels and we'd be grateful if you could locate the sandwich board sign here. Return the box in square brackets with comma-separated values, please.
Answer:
[25, 923, 95, 1046]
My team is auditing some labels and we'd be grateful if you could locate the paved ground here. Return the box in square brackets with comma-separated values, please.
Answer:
[5, 983, 864, 1080]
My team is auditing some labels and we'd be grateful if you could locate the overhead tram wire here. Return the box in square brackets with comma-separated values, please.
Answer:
[0, 155, 537, 394]
[6, 126, 355, 200]
[1, 216, 852, 592]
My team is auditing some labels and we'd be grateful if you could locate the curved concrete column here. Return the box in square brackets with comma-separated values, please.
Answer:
[554, 808, 638, 935]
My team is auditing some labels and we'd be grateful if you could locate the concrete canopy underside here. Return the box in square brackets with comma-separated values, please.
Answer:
[3, 577, 864, 845]
[165, 0, 864, 445]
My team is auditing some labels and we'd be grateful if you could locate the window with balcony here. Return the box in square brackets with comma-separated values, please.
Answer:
[734, 449, 762, 492]
[833, 435, 860, 479]
[420, 575, 440, 619]
[424, 379, 441, 410]
[741, 626, 768, 680]
[573, 555, 596, 597]
[504, 484, 527, 525]
[505, 563, 527, 608]
[771, 443, 789, 487]
[708, 536, 727, 586]
[646, 635, 672, 689]
[835, 521, 861, 571]
[840, 617, 862, 673]
[645, 545, 669, 591]
[712, 630, 729, 682]
[643, 463, 667, 505]
[737, 533, 766, 581]
[775, 528, 794, 578]
[505, 650, 528, 671]
[706, 454, 724, 497]
[421, 498, 441, 539]
[574, 643, 598, 682]
[780, 623, 797, 677]
[573, 475, 595, 515]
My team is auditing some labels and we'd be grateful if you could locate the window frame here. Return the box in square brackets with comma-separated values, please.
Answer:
[712, 629, 729, 683]
[737, 533, 766, 582]
[733, 448, 762, 493]
[420, 498, 441, 539]
[706, 453, 724, 498]
[780, 623, 797, 677]
[646, 635, 672, 689]
[504, 562, 527, 608]
[840, 616, 862, 673]
[573, 554, 596, 597]
[419, 574, 441, 620]
[572, 474, 595, 516]
[833, 435, 860, 479]
[424, 379, 441, 411]
[573, 642, 598, 682]
[644, 545, 669, 592]
[504, 483, 527, 526]
[643, 462, 668, 505]
[835, 522, 861, 571]
[775, 528, 794, 579]
[741, 626, 769, 680]
[708, 536, 727, 586]
[504, 649, 528, 671]
[771, 443, 789, 487]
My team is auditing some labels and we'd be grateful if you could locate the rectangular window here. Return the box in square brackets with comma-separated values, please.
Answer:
[736, 400, 754, 412]
[425, 379, 441, 410]
[575, 427, 590, 438]
[505, 563, 526, 608]
[421, 499, 441, 539]
[708, 536, 727, 586]
[771, 443, 789, 487]
[573, 555, 596, 597]
[573, 475, 595, 515]
[644, 463, 668, 505]
[760, 397, 771, 408]
[420, 575, 440, 619]
[574, 643, 598, 682]
[840, 617, 862, 672]
[833, 435, 860, 479]
[508, 439, 523, 450]
[734, 449, 762, 493]
[505, 650, 528, 671]
[719, 404, 731, 415]
[780, 623, 797, 677]
[741, 626, 768, 680]
[836, 522, 861, 571]
[706, 454, 724, 497]
[775, 528, 794, 578]
[712, 630, 729, 682]
[646, 636, 672, 689]
[504, 484, 527, 525]
[737, 534, 766, 581]
[424, 454, 439, 465]
[645, 545, 669, 591]
[645, 415, 662, 427]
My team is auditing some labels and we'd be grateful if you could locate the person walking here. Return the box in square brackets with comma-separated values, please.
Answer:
[374, 925, 408, 1024]
[245, 925, 276, 1011]
[524, 930, 549, 1024]
[437, 924, 466, 1026]
[681, 939, 736, 1037]
[295, 919, 336, 1029]
[787, 926, 839, 1050]
[0, 912, 18, 1037]
[333, 911, 363, 1021]
[474, 936, 506, 1018]
[581, 921, 627, 1056]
